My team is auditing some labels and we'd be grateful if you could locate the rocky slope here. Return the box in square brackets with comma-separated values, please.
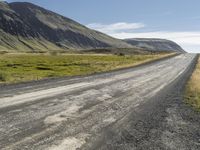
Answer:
[124, 38, 185, 52]
[0, 1, 133, 52]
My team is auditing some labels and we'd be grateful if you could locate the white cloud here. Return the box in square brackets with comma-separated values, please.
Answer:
[87, 22, 145, 34]
[111, 31, 200, 43]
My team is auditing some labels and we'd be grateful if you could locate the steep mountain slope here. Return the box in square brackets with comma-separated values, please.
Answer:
[124, 38, 185, 52]
[0, 2, 133, 52]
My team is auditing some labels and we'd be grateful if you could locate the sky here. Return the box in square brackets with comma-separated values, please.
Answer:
[6, 0, 200, 53]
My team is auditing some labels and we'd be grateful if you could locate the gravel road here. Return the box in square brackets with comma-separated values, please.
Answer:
[0, 54, 199, 150]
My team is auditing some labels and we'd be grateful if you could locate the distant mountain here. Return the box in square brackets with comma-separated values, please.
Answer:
[124, 38, 185, 53]
[0, 2, 133, 52]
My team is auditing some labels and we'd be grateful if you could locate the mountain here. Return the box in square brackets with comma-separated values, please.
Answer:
[0, 1, 133, 52]
[0, 2, 185, 53]
[124, 38, 185, 53]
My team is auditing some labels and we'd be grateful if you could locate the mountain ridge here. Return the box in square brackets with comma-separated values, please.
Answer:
[0, 1, 133, 52]
[124, 38, 185, 52]
[0, 2, 185, 53]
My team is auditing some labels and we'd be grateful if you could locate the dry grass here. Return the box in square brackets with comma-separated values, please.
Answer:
[185, 56, 200, 111]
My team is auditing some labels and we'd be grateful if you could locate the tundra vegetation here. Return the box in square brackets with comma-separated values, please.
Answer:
[0, 53, 172, 84]
[185, 56, 200, 111]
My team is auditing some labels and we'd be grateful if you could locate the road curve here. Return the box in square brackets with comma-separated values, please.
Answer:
[0, 54, 198, 150]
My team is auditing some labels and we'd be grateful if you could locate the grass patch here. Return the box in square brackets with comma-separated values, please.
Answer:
[0, 53, 173, 84]
[0, 72, 7, 81]
[185, 56, 200, 111]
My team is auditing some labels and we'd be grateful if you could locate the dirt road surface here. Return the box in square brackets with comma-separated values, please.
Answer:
[0, 54, 199, 150]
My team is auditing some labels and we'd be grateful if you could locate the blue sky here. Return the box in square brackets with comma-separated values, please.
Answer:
[6, 0, 200, 53]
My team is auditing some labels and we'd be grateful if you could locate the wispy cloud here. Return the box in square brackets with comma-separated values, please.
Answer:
[87, 22, 145, 34]
[111, 31, 200, 43]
